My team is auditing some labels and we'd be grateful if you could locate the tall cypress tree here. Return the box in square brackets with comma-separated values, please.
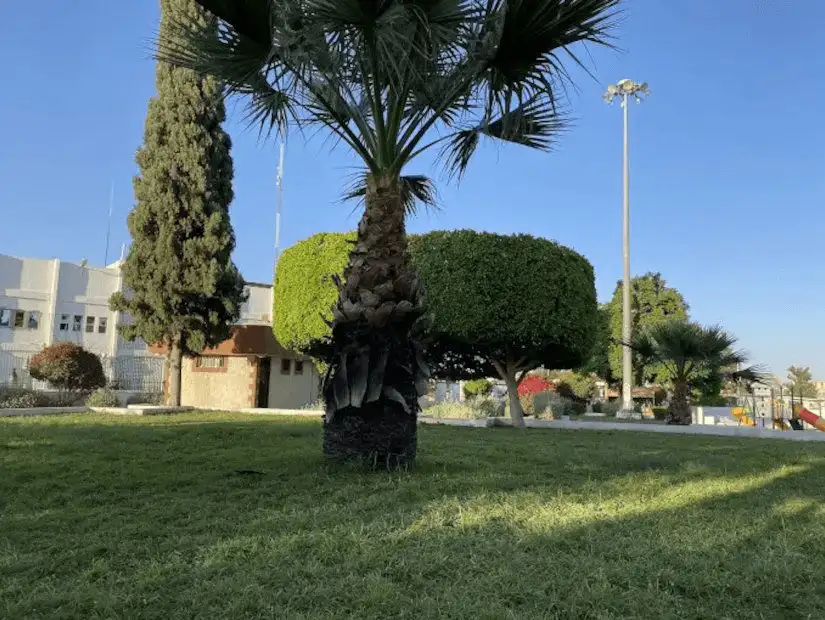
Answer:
[111, 0, 245, 406]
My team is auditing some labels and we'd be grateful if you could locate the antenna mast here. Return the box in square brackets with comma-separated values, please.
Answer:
[104, 181, 114, 266]
[274, 141, 285, 273]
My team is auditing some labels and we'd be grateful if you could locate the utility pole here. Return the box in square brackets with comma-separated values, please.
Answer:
[604, 79, 649, 419]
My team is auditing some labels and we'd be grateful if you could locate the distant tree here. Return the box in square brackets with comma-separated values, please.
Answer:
[787, 366, 818, 398]
[28, 343, 106, 404]
[607, 272, 689, 384]
[578, 305, 613, 382]
[410, 231, 598, 426]
[633, 321, 761, 425]
[110, 0, 246, 406]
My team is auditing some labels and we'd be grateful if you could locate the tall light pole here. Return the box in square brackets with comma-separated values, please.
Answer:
[604, 79, 649, 419]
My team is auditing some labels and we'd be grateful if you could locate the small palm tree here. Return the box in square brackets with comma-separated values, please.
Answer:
[158, 0, 620, 466]
[632, 321, 763, 425]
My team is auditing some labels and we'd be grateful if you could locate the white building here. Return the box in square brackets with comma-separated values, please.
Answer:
[0, 253, 318, 408]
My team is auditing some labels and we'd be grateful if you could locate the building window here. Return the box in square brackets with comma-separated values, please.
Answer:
[294, 360, 304, 375]
[98, 317, 107, 334]
[27, 311, 40, 330]
[13, 311, 25, 328]
[0, 309, 10, 328]
[195, 356, 225, 369]
[281, 358, 292, 375]
[72, 315, 82, 332]
[59, 314, 70, 331]
[85, 316, 96, 333]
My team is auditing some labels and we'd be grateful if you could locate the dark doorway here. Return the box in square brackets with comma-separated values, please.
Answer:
[256, 357, 271, 408]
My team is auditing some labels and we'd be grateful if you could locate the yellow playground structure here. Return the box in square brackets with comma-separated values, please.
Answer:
[732, 403, 825, 432]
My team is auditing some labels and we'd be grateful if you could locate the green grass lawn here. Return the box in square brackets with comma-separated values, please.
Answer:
[2, 412, 825, 619]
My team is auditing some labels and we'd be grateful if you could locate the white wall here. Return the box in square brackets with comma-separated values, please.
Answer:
[52, 262, 120, 356]
[239, 284, 272, 326]
[0, 255, 56, 352]
[0, 253, 151, 357]
[268, 355, 318, 409]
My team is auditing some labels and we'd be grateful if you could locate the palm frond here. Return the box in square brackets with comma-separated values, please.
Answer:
[343, 171, 439, 215]
[440, 98, 568, 177]
[481, 0, 621, 103]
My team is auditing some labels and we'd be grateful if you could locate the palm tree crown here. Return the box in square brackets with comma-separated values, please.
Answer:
[158, 0, 619, 198]
[633, 320, 764, 424]
[633, 321, 762, 384]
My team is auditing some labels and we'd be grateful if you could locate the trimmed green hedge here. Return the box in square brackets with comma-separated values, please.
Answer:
[273, 230, 597, 386]
[409, 230, 597, 380]
[273, 232, 355, 354]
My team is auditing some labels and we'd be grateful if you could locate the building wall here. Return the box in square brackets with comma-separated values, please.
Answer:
[180, 355, 256, 410]
[238, 284, 272, 326]
[1, 252, 269, 358]
[0, 255, 55, 351]
[268, 355, 319, 409]
[268, 355, 318, 409]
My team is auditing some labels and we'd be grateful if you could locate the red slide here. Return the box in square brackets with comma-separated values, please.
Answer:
[798, 408, 825, 432]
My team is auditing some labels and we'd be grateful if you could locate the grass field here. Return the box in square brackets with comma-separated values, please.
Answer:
[2, 412, 825, 619]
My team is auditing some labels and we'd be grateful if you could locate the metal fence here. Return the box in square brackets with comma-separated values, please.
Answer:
[0, 348, 165, 393]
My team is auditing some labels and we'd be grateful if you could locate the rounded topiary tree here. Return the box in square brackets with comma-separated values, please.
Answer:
[28, 342, 106, 403]
[273, 232, 355, 357]
[409, 230, 598, 425]
[276, 230, 598, 426]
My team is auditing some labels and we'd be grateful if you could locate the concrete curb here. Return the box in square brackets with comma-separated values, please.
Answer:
[419, 416, 495, 428]
[237, 408, 323, 417]
[520, 419, 825, 442]
[89, 406, 194, 416]
[0, 406, 88, 418]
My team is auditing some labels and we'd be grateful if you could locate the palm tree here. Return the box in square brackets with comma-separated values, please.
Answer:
[158, 0, 620, 466]
[632, 321, 762, 425]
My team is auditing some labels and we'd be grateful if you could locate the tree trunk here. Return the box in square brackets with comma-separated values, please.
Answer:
[167, 339, 183, 407]
[667, 379, 691, 425]
[321, 176, 426, 469]
[504, 374, 525, 427]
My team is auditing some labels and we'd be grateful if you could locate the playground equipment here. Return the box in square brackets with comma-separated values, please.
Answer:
[731, 407, 756, 427]
[798, 408, 825, 432]
[730, 403, 825, 432]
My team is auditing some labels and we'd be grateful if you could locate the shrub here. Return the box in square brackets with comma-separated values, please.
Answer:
[532, 391, 575, 418]
[652, 406, 669, 420]
[600, 400, 622, 417]
[125, 392, 164, 406]
[548, 371, 596, 401]
[424, 396, 504, 420]
[86, 389, 120, 408]
[570, 402, 587, 416]
[86, 388, 121, 408]
[696, 394, 729, 407]
[28, 343, 106, 396]
[0, 388, 51, 409]
[463, 379, 492, 400]
[518, 374, 553, 398]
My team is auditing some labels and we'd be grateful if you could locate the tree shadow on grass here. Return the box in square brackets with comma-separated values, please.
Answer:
[2, 416, 825, 618]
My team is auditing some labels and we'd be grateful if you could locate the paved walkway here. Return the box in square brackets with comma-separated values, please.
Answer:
[420, 416, 825, 442]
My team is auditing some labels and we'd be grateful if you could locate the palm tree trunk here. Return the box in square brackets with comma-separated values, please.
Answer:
[321, 175, 426, 468]
[667, 379, 691, 425]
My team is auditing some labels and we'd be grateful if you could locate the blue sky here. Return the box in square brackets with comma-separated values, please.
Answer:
[1, 1, 823, 378]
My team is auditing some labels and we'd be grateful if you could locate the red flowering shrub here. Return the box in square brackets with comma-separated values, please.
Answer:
[518, 374, 554, 397]
[29, 342, 106, 397]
